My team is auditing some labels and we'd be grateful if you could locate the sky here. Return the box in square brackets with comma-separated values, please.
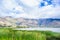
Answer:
[0, 0, 60, 19]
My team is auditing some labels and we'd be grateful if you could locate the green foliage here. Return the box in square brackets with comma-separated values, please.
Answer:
[0, 28, 60, 40]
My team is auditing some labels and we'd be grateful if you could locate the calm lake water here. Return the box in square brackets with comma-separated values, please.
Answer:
[14, 28, 60, 33]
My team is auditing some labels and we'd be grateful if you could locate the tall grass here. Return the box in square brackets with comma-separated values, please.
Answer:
[0, 28, 60, 40]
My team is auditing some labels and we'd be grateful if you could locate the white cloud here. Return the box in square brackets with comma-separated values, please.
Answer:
[0, 0, 60, 19]
[20, 0, 40, 7]
[22, 5, 60, 19]
[2, 0, 16, 10]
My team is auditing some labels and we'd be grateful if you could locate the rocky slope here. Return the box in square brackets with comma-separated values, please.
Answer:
[0, 16, 60, 28]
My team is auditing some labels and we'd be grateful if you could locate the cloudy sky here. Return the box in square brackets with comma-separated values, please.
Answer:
[0, 0, 60, 19]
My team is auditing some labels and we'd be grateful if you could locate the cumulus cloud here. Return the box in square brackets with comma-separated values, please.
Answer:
[20, 0, 40, 7]
[0, 0, 60, 19]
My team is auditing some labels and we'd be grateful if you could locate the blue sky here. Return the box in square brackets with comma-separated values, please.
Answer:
[0, 0, 60, 19]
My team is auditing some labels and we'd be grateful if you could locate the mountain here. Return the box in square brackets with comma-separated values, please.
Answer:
[38, 18, 60, 27]
[0, 16, 60, 28]
[0, 16, 17, 27]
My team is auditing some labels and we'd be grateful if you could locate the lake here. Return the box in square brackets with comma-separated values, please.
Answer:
[14, 28, 60, 33]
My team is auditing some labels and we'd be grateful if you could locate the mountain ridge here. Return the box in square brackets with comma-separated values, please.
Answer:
[0, 16, 60, 28]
